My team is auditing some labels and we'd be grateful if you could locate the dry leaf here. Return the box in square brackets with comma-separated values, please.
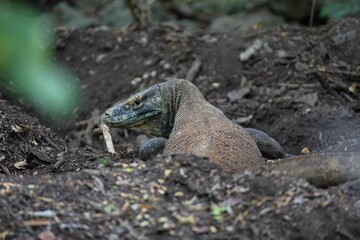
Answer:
[14, 160, 27, 169]
[38, 230, 56, 240]
[349, 83, 357, 93]
[301, 147, 309, 155]
[24, 219, 51, 226]
[0, 182, 19, 194]
[164, 169, 172, 178]
[0, 230, 9, 240]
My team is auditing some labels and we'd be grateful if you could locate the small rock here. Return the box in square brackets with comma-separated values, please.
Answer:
[131, 77, 142, 85]
[150, 70, 157, 78]
[145, 59, 156, 66]
[276, 49, 287, 58]
[227, 88, 250, 103]
[142, 72, 150, 80]
[296, 93, 318, 107]
[117, 36, 123, 44]
[212, 82, 221, 88]
[140, 36, 148, 46]
[293, 195, 306, 204]
[163, 63, 171, 70]
[239, 39, 272, 62]
[96, 53, 107, 63]
[295, 62, 309, 71]
[234, 115, 253, 124]
[332, 30, 357, 45]
[200, 34, 218, 43]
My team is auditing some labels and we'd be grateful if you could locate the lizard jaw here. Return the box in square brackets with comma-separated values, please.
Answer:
[102, 109, 161, 128]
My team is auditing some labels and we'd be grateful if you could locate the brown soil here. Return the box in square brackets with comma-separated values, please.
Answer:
[1, 18, 360, 239]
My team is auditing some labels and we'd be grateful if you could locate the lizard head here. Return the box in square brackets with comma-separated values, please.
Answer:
[102, 84, 171, 137]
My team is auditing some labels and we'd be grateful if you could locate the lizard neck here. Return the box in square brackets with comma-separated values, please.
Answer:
[159, 79, 206, 133]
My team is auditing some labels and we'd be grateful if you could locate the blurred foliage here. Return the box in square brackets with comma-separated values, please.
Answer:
[320, 0, 360, 19]
[0, 2, 81, 121]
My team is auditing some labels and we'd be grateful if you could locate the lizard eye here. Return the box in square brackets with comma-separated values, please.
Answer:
[133, 99, 142, 108]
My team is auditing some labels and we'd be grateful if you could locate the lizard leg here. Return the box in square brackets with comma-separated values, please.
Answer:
[138, 137, 167, 160]
[138, 130, 289, 160]
[245, 128, 291, 159]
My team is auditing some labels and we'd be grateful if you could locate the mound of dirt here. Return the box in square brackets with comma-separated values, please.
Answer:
[1, 18, 360, 239]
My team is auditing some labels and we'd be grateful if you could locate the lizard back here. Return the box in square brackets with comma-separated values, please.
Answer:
[162, 79, 263, 171]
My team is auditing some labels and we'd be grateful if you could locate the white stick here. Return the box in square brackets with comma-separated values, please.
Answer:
[100, 123, 116, 154]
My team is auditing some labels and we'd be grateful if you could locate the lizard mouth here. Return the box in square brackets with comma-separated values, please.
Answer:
[102, 109, 161, 128]
[126, 111, 161, 128]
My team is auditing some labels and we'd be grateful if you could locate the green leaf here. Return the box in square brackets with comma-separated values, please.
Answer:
[0, 2, 81, 121]
[211, 204, 228, 222]
[320, 0, 360, 19]
[100, 158, 109, 167]
[103, 203, 116, 213]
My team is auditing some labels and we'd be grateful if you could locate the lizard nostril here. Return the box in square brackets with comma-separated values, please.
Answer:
[103, 112, 111, 119]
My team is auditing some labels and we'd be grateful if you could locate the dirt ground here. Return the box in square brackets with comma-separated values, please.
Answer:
[1, 18, 360, 239]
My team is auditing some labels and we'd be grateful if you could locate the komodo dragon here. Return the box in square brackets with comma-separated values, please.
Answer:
[102, 79, 360, 187]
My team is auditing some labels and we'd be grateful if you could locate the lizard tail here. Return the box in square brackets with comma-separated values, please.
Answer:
[268, 152, 360, 188]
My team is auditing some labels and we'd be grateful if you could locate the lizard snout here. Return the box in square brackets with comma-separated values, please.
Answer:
[101, 110, 114, 124]
[101, 104, 137, 127]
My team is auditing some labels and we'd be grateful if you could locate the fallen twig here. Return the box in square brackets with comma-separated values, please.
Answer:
[44, 136, 62, 151]
[0, 164, 10, 175]
[312, 72, 346, 104]
[306, 68, 360, 79]
[186, 57, 201, 82]
[100, 123, 116, 154]
[54, 152, 66, 169]
[75, 110, 100, 134]
[309, 0, 317, 27]
[117, 217, 149, 240]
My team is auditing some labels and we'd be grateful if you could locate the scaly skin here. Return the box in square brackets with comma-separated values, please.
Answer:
[102, 80, 288, 159]
[103, 79, 264, 171]
[102, 79, 360, 187]
[268, 152, 360, 188]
